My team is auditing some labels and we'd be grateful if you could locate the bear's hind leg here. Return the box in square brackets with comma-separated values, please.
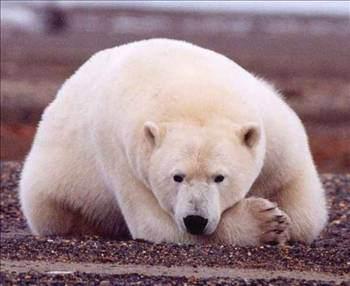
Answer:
[22, 195, 126, 238]
[22, 197, 72, 236]
[22, 194, 94, 236]
[21, 184, 128, 238]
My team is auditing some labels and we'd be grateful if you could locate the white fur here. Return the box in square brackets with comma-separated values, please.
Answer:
[19, 39, 328, 245]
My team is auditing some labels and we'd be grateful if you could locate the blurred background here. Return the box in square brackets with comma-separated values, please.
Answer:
[1, 1, 349, 173]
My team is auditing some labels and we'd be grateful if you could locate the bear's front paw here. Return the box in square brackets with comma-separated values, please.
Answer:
[248, 198, 291, 245]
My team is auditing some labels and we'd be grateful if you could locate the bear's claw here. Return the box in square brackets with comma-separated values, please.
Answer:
[248, 197, 291, 245]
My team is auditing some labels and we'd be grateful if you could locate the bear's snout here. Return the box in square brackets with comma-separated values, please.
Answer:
[183, 215, 208, 235]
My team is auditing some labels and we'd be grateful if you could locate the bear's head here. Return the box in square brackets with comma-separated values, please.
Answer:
[143, 119, 265, 236]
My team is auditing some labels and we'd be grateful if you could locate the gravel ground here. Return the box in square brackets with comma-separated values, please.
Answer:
[1, 271, 349, 286]
[1, 161, 349, 285]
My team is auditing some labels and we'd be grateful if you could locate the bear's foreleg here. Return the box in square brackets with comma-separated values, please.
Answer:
[274, 173, 328, 243]
[212, 197, 291, 246]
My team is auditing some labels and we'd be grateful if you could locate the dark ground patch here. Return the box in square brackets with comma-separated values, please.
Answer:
[1, 271, 349, 286]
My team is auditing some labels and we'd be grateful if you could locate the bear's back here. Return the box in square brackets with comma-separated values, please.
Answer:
[45, 39, 289, 145]
[100, 39, 263, 124]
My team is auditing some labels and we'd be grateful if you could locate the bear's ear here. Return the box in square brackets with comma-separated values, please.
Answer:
[240, 123, 260, 148]
[144, 121, 164, 147]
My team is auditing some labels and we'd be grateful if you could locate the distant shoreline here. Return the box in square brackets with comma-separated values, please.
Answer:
[2, 1, 349, 16]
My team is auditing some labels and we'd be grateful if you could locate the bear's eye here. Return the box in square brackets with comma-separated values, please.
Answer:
[173, 174, 185, 183]
[214, 175, 225, 183]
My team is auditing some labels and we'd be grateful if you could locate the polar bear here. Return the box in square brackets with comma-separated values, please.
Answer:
[19, 39, 327, 245]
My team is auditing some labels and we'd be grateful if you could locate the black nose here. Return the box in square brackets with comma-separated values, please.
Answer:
[183, 215, 208, 235]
